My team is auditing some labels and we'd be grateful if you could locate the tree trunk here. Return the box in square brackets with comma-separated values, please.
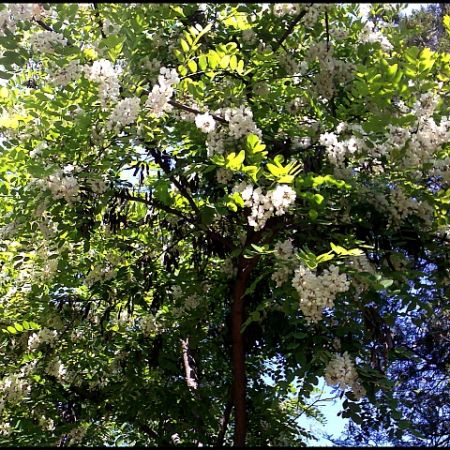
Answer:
[231, 256, 258, 447]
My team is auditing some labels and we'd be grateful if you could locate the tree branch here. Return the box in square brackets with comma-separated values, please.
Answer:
[216, 396, 233, 447]
[325, 11, 330, 51]
[168, 100, 228, 124]
[92, 2, 107, 40]
[115, 190, 195, 225]
[274, 5, 311, 52]
[34, 18, 54, 32]
[231, 254, 260, 446]
[181, 338, 198, 390]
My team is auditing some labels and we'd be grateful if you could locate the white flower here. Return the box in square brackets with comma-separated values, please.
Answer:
[85, 59, 121, 108]
[29, 30, 67, 53]
[271, 184, 296, 213]
[195, 112, 216, 133]
[216, 167, 233, 184]
[324, 352, 366, 400]
[292, 264, 349, 323]
[274, 239, 295, 261]
[108, 96, 141, 130]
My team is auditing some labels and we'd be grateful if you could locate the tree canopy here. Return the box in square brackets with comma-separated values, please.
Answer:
[0, 3, 449, 447]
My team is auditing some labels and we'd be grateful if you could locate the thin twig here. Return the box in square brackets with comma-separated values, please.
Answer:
[93, 3, 107, 40]
[34, 18, 54, 32]
[168, 100, 228, 124]
[274, 5, 312, 52]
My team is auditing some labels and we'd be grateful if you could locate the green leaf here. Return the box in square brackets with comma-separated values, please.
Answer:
[0, 70, 12, 79]
[198, 54, 208, 70]
[220, 54, 231, 69]
[14, 323, 23, 332]
[330, 242, 346, 254]
[313, 194, 324, 205]
[317, 252, 334, 263]
[242, 165, 258, 182]
[208, 50, 220, 69]
[7, 326, 17, 334]
[210, 154, 225, 166]
[180, 39, 190, 53]
[236, 59, 245, 74]
[187, 59, 197, 73]
[230, 54, 237, 70]
[308, 209, 318, 220]
[178, 64, 188, 77]
[230, 192, 244, 208]
[225, 150, 245, 171]
[380, 279, 394, 289]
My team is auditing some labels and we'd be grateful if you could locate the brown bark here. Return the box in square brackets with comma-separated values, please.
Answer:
[216, 397, 233, 447]
[231, 256, 259, 447]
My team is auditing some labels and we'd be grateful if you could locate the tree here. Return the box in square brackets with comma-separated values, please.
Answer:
[0, 3, 449, 446]
[398, 3, 450, 52]
[334, 5, 450, 446]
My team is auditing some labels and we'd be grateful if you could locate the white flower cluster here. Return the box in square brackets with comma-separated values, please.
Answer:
[85, 265, 116, 287]
[292, 264, 349, 323]
[141, 314, 158, 336]
[222, 257, 237, 279]
[346, 254, 377, 293]
[28, 327, 58, 351]
[102, 18, 120, 36]
[216, 167, 233, 184]
[51, 59, 83, 87]
[359, 21, 393, 52]
[172, 285, 183, 299]
[309, 43, 355, 99]
[404, 116, 450, 168]
[387, 186, 434, 228]
[184, 294, 200, 310]
[0, 220, 17, 240]
[274, 238, 296, 261]
[278, 53, 308, 83]
[0, 373, 31, 405]
[301, 5, 321, 28]
[29, 31, 67, 54]
[107, 96, 141, 131]
[0, 4, 43, 34]
[217, 106, 262, 140]
[85, 59, 121, 108]
[273, 3, 301, 17]
[67, 425, 88, 444]
[0, 422, 12, 437]
[195, 112, 216, 133]
[324, 352, 366, 400]
[45, 358, 67, 380]
[206, 128, 230, 157]
[145, 67, 180, 118]
[233, 182, 296, 230]
[319, 132, 364, 168]
[242, 29, 257, 45]
[42, 167, 80, 204]
[272, 239, 297, 287]
[38, 416, 55, 431]
[143, 57, 161, 77]
[88, 176, 108, 194]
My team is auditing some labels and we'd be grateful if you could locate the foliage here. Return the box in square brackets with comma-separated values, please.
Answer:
[0, 3, 449, 446]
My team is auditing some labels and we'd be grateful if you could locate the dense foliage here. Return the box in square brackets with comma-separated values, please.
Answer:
[335, 4, 450, 447]
[0, 3, 449, 446]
